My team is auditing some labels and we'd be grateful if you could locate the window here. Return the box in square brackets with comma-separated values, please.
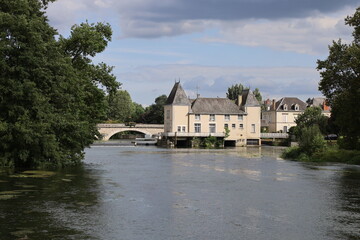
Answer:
[238, 115, 243, 121]
[239, 124, 244, 129]
[282, 113, 288, 122]
[283, 126, 288, 133]
[232, 124, 236, 129]
[195, 114, 200, 120]
[251, 124, 256, 133]
[177, 126, 186, 132]
[225, 114, 230, 121]
[209, 124, 216, 133]
[166, 110, 170, 119]
[224, 123, 229, 129]
[194, 123, 201, 133]
[294, 104, 299, 111]
[209, 114, 215, 121]
[283, 104, 288, 111]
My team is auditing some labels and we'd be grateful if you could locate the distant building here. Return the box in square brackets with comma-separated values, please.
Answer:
[262, 97, 307, 133]
[307, 97, 331, 117]
[162, 82, 261, 147]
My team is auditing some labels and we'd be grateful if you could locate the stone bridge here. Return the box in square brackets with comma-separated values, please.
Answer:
[97, 124, 164, 141]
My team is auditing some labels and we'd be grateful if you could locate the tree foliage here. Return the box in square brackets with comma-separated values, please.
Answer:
[253, 88, 262, 103]
[142, 95, 167, 124]
[107, 90, 134, 122]
[293, 107, 329, 138]
[226, 84, 262, 102]
[226, 83, 245, 101]
[0, 0, 119, 168]
[317, 7, 360, 150]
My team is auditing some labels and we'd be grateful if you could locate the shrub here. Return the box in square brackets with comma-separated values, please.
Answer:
[298, 125, 327, 155]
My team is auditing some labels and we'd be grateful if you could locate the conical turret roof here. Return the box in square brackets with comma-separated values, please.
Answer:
[165, 82, 191, 105]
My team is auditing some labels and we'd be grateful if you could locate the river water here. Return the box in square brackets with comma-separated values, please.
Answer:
[1, 146, 360, 240]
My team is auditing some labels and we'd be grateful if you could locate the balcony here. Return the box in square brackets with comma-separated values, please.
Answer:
[162, 132, 225, 137]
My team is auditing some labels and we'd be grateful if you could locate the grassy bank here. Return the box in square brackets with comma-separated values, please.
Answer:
[282, 146, 360, 165]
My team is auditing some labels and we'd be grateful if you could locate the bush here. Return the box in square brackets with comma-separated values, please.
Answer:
[281, 146, 301, 160]
[298, 125, 327, 155]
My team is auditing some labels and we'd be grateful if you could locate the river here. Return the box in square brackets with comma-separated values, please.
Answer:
[1, 146, 360, 240]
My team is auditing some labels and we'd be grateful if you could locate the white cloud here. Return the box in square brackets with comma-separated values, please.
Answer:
[120, 64, 322, 105]
[199, 10, 354, 55]
[46, 0, 356, 55]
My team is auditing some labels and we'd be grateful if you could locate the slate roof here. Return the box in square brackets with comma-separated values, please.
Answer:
[308, 97, 331, 112]
[241, 89, 261, 107]
[275, 97, 307, 111]
[165, 82, 191, 105]
[309, 97, 325, 107]
[191, 98, 245, 114]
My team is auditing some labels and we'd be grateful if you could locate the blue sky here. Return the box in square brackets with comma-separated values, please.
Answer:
[46, 0, 359, 105]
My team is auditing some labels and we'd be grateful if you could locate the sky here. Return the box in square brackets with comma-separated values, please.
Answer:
[45, 0, 360, 106]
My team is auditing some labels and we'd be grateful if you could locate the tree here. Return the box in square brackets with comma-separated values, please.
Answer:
[298, 125, 327, 155]
[0, 0, 119, 168]
[317, 7, 360, 150]
[293, 106, 329, 139]
[142, 95, 167, 124]
[226, 84, 262, 103]
[131, 102, 145, 123]
[226, 83, 245, 101]
[253, 88, 262, 103]
[107, 90, 134, 122]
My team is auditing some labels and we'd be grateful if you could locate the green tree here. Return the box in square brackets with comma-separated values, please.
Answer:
[298, 125, 327, 156]
[142, 95, 167, 124]
[253, 88, 262, 103]
[131, 102, 145, 122]
[107, 90, 134, 122]
[0, 0, 119, 168]
[293, 106, 329, 139]
[317, 7, 360, 150]
[226, 84, 262, 103]
[226, 83, 245, 101]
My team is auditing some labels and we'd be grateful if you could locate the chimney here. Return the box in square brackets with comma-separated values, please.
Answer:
[272, 99, 276, 110]
[237, 95, 242, 106]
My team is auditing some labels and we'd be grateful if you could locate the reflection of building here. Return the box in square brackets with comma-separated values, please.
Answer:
[162, 82, 261, 147]
[307, 97, 331, 117]
[262, 97, 307, 133]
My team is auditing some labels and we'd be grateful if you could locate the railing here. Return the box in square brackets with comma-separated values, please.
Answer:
[97, 124, 164, 128]
[162, 132, 225, 137]
[260, 133, 288, 139]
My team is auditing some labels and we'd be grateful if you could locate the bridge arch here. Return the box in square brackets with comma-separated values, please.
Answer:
[104, 128, 153, 141]
[97, 124, 164, 141]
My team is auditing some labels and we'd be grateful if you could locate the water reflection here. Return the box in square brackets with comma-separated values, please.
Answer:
[0, 165, 101, 240]
[1, 146, 360, 240]
[333, 167, 360, 239]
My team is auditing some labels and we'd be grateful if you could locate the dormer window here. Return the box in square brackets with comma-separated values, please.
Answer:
[283, 104, 288, 111]
[294, 104, 299, 111]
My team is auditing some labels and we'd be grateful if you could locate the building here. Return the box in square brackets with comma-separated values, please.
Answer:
[262, 97, 307, 133]
[162, 82, 261, 147]
[307, 97, 331, 117]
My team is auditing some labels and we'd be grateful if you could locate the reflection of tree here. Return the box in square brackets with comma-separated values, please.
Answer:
[0, 164, 101, 240]
[331, 168, 360, 240]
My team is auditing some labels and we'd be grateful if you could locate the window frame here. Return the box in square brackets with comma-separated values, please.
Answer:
[194, 123, 201, 133]
[209, 123, 216, 133]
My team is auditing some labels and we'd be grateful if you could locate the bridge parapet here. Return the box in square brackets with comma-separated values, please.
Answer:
[261, 133, 289, 139]
[97, 124, 164, 128]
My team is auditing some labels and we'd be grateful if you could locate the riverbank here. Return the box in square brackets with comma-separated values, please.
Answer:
[282, 146, 360, 165]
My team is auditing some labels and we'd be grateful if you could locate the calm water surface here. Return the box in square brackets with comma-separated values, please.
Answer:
[1, 146, 360, 240]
